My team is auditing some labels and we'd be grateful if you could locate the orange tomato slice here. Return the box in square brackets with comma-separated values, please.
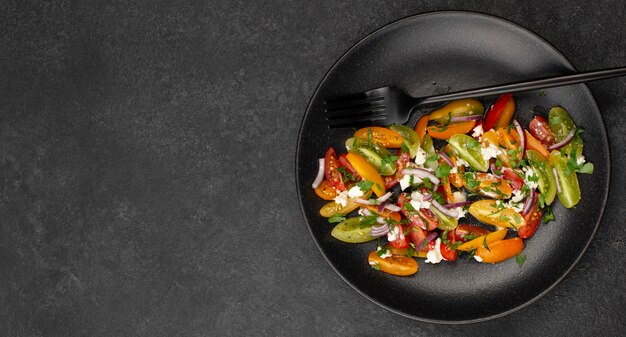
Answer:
[345, 153, 386, 197]
[457, 229, 508, 252]
[368, 251, 418, 276]
[413, 114, 430, 144]
[494, 96, 516, 129]
[354, 127, 403, 148]
[475, 237, 524, 264]
[364, 205, 402, 223]
[468, 199, 526, 229]
[427, 121, 476, 140]
[524, 130, 551, 158]
[314, 180, 337, 200]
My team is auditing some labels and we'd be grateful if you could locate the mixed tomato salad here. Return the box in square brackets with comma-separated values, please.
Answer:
[311, 94, 594, 277]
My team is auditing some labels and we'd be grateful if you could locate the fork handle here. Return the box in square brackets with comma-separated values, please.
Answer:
[417, 66, 626, 106]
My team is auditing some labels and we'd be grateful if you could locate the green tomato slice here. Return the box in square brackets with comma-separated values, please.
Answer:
[526, 150, 557, 205]
[331, 217, 376, 243]
[548, 106, 583, 159]
[389, 124, 419, 159]
[448, 134, 489, 172]
[345, 137, 396, 176]
[420, 134, 439, 171]
[430, 205, 458, 230]
[548, 150, 581, 208]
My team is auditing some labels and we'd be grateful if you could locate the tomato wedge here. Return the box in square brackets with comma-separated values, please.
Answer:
[368, 251, 418, 276]
[354, 127, 404, 148]
[440, 230, 457, 261]
[524, 130, 551, 158]
[502, 168, 524, 191]
[454, 224, 489, 242]
[314, 180, 337, 200]
[518, 191, 542, 239]
[324, 147, 346, 191]
[483, 93, 514, 131]
[414, 114, 430, 144]
[475, 237, 524, 264]
[456, 229, 508, 252]
[397, 194, 439, 230]
[337, 153, 361, 182]
[427, 121, 476, 140]
[345, 152, 386, 197]
[529, 116, 555, 147]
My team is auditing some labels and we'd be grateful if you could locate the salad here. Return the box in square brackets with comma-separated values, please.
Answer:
[311, 94, 594, 277]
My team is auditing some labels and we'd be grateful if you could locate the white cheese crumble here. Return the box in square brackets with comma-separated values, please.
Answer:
[333, 190, 349, 207]
[523, 167, 540, 189]
[481, 143, 502, 161]
[472, 124, 484, 138]
[414, 146, 427, 165]
[474, 255, 483, 263]
[425, 238, 444, 264]
[577, 155, 586, 165]
[453, 206, 467, 220]
[399, 174, 422, 191]
[410, 190, 431, 210]
[376, 246, 392, 259]
[347, 185, 364, 198]
[449, 166, 458, 174]
[452, 191, 467, 203]
[387, 224, 402, 242]
[455, 158, 470, 167]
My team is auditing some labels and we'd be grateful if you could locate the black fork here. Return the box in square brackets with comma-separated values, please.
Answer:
[325, 66, 626, 128]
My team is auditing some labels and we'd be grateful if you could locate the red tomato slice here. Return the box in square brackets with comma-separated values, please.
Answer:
[519, 191, 543, 239]
[397, 194, 439, 230]
[389, 224, 410, 249]
[337, 153, 362, 182]
[440, 230, 457, 261]
[454, 224, 489, 242]
[529, 116, 556, 147]
[324, 147, 346, 191]
[503, 168, 525, 191]
[483, 93, 513, 131]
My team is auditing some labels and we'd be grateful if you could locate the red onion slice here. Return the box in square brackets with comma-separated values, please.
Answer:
[548, 130, 575, 150]
[355, 198, 373, 205]
[521, 188, 536, 216]
[377, 201, 387, 213]
[377, 192, 392, 203]
[311, 158, 325, 189]
[553, 167, 562, 194]
[385, 204, 401, 212]
[444, 201, 473, 209]
[431, 199, 459, 218]
[438, 151, 455, 167]
[490, 161, 503, 178]
[514, 119, 526, 154]
[370, 225, 390, 237]
[423, 193, 432, 202]
[417, 231, 439, 250]
[402, 168, 440, 185]
[450, 115, 483, 122]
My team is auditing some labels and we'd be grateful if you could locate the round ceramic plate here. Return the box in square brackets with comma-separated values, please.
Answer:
[295, 11, 609, 323]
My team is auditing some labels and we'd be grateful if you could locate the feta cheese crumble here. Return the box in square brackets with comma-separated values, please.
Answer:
[523, 167, 540, 189]
[455, 158, 470, 167]
[414, 146, 427, 165]
[474, 255, 483, 263]
[472, 124, 484, 138]
[333, 190, 348, 207]
[347, 185, 364, 198]
[425, 238, 444, 264]
[481, 143, 501, 161]
[377, 246, 392, 259]
[577, 155, 586, 165]
[410, 190, 431, 210]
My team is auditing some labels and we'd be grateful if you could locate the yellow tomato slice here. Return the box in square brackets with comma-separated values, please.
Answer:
[475, 237, 524, 264]
[354, 127, 404, 148]
[345, 153, 386, 197]
[494, 96, 516, 129]
[457, 229, 508, 252]
[413, 114, 430, 144]
[468, 199, 526, 229]
[525, 130, 551, 158]
[427, 121, 476, 140]
[368, 251, 418, 276]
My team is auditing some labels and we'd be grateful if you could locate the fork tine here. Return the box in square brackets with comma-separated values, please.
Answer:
[325, 95, 385, 110]
[327, 113, 388, 128]
[326, 105, 386, 119]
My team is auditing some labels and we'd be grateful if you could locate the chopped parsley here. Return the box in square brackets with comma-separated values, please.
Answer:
[516, 253, 527, 267]
[328, 214, 346, 223]
[356, 180, 374, 192]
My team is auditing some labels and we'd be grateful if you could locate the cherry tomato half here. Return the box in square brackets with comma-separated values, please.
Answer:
[314, 180, 337, 200]
[354, 127, 404, 148]
[368, 251, 418, 276]
[518, 191, 542, 239]
[324, 147, 346, 191]
[475, 237, 524, 264]
[529, 116, 555, 147]
[440, 230, 457, 261]
[337, 153, 361, 182]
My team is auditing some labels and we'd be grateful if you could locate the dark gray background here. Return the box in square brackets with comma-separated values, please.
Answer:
[1, 1, 624, 336]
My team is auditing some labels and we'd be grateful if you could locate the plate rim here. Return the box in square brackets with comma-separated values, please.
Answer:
[294, 10, 611, 324]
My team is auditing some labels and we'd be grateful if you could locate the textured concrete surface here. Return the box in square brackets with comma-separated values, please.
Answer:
[1, 1, 625, 336]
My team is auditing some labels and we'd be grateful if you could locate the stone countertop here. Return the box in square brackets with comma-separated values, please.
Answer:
[1, 1, 625, 336]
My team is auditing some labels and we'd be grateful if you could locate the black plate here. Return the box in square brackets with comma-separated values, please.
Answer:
[295, 11, 610, 323]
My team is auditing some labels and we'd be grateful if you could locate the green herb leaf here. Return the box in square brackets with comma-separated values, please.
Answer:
[516, 253, 527, 267]
[328, 214, 346, 223]
[356, 180, 374, 192]
[482, 235, 491, 252]
[371, 263, 381, 270]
